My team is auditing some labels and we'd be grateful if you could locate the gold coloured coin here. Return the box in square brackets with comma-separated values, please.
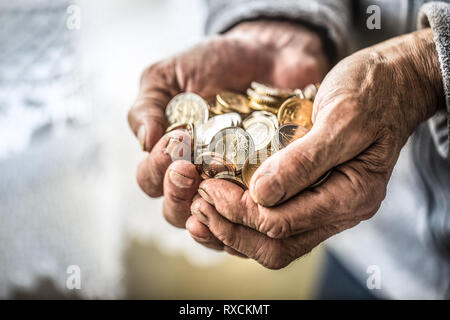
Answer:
[213, 172, 247, 189]
[248, 100, 279, 114]
[165, 122, 197, 158]
[216, 91, 252, 114]
[250, 82, 293, 99]
[247, 88, 283, 107]
[206, 96, 224, 115]
[166, 92, 209, 126]
[271, 123, 309, 152]
[277, 97, 313, 129]
[208, 127, 255, 174]
[241, 152, 269, 188]
[195, 151, 236, 180]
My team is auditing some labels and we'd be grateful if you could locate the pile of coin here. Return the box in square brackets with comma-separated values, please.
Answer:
[165, 82, 328, 189]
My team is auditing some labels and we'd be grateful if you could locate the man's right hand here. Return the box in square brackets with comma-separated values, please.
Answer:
[127, 20, 329, 252]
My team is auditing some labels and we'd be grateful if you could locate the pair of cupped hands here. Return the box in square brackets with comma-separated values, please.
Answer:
[128, 21, 443, 269]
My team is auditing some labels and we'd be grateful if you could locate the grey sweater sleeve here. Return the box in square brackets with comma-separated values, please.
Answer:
[418, 2, 450, 159]
[204, 0, 351, 61]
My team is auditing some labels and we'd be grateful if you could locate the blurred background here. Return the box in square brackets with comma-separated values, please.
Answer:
[0, 0, 324, 299]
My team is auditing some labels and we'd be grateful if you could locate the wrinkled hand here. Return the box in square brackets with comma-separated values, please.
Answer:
[128, 21, 329, 254]
[190, 28, 444, 268]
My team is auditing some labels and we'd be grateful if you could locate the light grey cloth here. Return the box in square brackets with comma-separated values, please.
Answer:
[419, 2, 450, 159]
[205, 0, 450, 299]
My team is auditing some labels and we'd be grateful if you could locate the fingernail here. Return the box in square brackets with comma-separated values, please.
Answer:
[251, 175, 284, 206]
[169, 170, 194, 188]
[191, 233, 212, 241]
[191, 207, 209, 226]
[137, 125, 146, 151]
[198, 187, 214, 205]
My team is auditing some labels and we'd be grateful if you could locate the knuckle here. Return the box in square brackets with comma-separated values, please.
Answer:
[258, 207, 292, 239]
[215, 226, 237, 248]
[162, 209, 185, 228]
[253, 241, 292, 270]
[240, 192, 260, 227]
[136, 164, 162, 197]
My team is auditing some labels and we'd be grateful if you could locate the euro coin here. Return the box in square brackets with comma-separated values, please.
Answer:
[241, 152, 269, 188]
[247, 88, 283, 107]
[293, 88, 305, 99]
[216, 91, 252, 114]
[213, 172, 247, 189]
[198, 112, 242, 146]
[208, 127, 255, 174]
[248, 100, 279, 114]
[165, 122, 197, 158]
[303, 83, 319, 101]
[166, 92, 209, 126]
[195, 151, 236, 180]
[277, 97, 313, 129]
[206, 96, 224, 115]
[250, 82, 293, 99]
[248, 111, 279, 129]
[243, 112, 276, 152]
[271, 123, 309, 151]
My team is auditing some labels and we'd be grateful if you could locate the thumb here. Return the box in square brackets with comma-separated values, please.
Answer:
[128, 97, 168, 152]
[249, 104, 370, 206]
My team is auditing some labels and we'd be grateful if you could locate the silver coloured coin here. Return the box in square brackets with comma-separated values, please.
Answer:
[303, 84, 318, 101]
[198, 112, 242, 146]
[166, 92, 209, 126]
[208, 127, 255, 174]
[242, 114, 276, 152]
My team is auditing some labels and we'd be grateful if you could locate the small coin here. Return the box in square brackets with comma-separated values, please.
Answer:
[247, 111, 279, 129]
[303, 83, 319, 101]
[272, 123, 309, 152]
[293, 88, 305, 99]
[277, 97, 313, 129]
[241, 152, 269, 188]
[247, 88, 283, 107]
[195, 151, 236, 180]
[242, 113, 276, 152]
[248, 100, 279, 114]
[250, 82, 293, 99]
[198, 112, 242, 146]
[208, 127, 255, 174]
[206, 96, 224, 115]
[213, 172, 247, 189]
[165, 122, 197, 158]
[166, 92, 209, 126]
[216, 91, 252, 114]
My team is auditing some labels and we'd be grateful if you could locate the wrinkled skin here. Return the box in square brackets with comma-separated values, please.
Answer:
[129, 21, 444, 268]
[128, 21, 328, 255]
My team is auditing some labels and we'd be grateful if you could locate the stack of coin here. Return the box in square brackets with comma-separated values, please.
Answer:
[164, 82, 328, 189]
[247, 82, 293, 114]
